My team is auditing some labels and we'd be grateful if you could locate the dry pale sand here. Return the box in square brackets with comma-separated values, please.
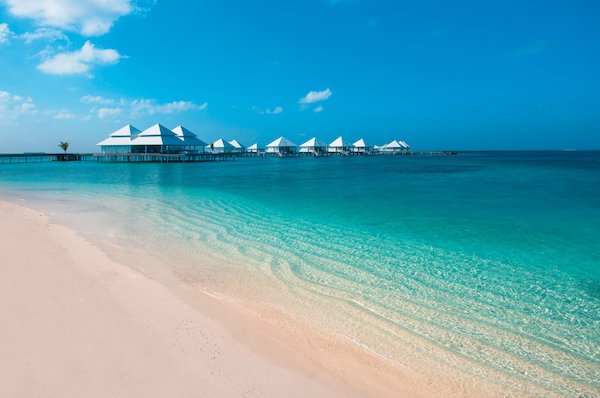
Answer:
[0, 200, 363, 398]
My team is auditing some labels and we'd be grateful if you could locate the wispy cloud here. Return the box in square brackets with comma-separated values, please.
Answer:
[97, 107, 122, 119]
[0, 23, 13, 44]
[3, 0, 136, 36]
[53, 110, 79, 120]
[254, 105, 283, 115]
[80, 95, 114, 104]
[1, 88, 207, 123]
[0, 90, 36, 118]
[313, 105, 324, 113]
[37, 41, 124, 76]
[130, 99, 208, 116]
[21, 28, 68, 44]
[299, 88, 332, 105]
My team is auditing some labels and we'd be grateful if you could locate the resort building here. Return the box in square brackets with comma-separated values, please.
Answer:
[228, 139, 246, 153]
[129, 124, 188, 154]
[400, 140, 410, 150]
[352, 138, 371, 153]
[171, 126, 208, 153]
[382, 140, 404, 153]
[328, 136, 350, 154]
[96, 124, 141, 153]
[247, 143, 260, 153]
[299, 137, 327, 155]
[210, 138, 235, 153]
[97, 124, 210, 154]
[266, 136, 297, 155]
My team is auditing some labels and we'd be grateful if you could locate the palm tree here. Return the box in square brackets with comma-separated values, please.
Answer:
[59, 141, 70, 154]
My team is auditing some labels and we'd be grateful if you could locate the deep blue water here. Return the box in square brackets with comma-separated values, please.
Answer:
[1, 151, 599, 395]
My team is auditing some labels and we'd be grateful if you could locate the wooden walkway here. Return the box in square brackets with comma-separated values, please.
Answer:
[93, 153, 231, 163]
[0, 151, 457, 165]
[0, 153, 94, 164]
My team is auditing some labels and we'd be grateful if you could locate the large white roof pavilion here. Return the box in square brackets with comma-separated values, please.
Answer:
[171, 125, 208, 150]
[96, 124, 141, 153]
[129, 124, 187, 154]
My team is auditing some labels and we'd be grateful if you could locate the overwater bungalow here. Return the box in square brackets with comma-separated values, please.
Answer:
[299, 137, 327, 155]
[328, 136, 350, 154]
[171, 125, 208, 153]
[210, 138, 235, 153]
[266, 136, 297, 155]
[382, 140, 404, 153]
[400, 140, 410, 150]
[247, 143, 260, 153]
[352, 138, 371, 153]
[96, 124, 141, 153]
[228, 139, 246, 153]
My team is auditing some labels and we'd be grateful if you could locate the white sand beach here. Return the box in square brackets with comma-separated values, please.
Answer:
[0, 199, 433, 398]
[0, 200, 356, 397]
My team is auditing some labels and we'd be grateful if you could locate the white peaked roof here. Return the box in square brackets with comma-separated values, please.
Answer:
[300, 137, 326, 147]
[211, 138, 235, 149]
[267, 136, 297, 148]
[171, 125, 207, 146]
[131, 124, 185, 146]
[329, 136, 347, 147]
[96, 124, 140, 146]
[352, 138, 368, 148]
[247, 143, 259, 150]
[228, 139, 245, 149]
[385, 140, 403, 149]
[399, 140, 410, 149]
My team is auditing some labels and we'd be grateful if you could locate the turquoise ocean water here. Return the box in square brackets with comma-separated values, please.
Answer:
[1, 151, 599, 395]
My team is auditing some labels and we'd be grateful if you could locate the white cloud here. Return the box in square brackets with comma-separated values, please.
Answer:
[0, 23, 13, 44]
[81, 95, 114, 104]
[254, 105, 284, 115]
[37, 41, 123, 76]
[53, 110, 78, 119]
[130, 99, 208, 115]
[97, 107, 122, 119]
[0, 90, 37, 118]
[3, 0, 134, 36]
[313, 105, 324, 113]
[299, 88, 332, 104]
[21, 28, 68, 44]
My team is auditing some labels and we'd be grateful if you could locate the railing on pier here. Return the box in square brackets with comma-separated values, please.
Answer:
[0, 150, 457, 165]
[93, 152, 231, 163]
[0, 153, 95, 164]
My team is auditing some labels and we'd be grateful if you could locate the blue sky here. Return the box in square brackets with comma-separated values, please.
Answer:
[0, 0, 599, 152]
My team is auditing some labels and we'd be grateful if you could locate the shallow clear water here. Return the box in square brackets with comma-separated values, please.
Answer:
[1, 152, 599, 396]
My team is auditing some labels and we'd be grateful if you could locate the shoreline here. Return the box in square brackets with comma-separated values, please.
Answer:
[2, 186, 589, 397]
[0, 199, 357, 397]
[0, 151, 597, 398]
[0, 198, 431, 397]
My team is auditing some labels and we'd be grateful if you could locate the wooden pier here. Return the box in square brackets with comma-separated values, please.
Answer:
[93, 153, 230, 163]
[0, 150, 456, 165]
[0, 152, 231, 164]
[0, 153, 95, 164]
